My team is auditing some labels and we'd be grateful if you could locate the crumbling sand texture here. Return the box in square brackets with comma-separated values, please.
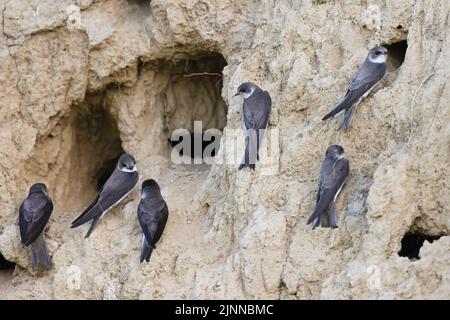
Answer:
[0, 0, 449, 299]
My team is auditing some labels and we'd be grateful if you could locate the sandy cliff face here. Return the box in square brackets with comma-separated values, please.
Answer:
[0, 0, 448, 299]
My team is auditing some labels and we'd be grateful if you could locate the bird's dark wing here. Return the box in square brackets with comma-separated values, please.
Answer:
[71, 169, 138, 227]
[71, 192, 101, 226]
[344, 61, 386, 105]
[258, 90, 272, 129]
[97, 170, 138, 210]
[322, 61, 386, 120]
[315, 180, 322, 205]
[19, 194, 53, 246]
[307, 159, 349, 225]
[138, 199, 169, 247]
[152, 201, 169, 245]
[243, 90, 272, 131]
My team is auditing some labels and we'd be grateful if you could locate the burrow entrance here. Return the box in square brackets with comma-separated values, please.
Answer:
[0, 252, 15, 272]
[398, 232, 442, 260]
[384, 40, 408, 71]
[59, 53, 227, 210]
[62, 93, 124, 211]
[163, 54, 228, 161]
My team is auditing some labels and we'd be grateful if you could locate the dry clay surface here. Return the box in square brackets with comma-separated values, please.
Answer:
[0, 0, 449, 299]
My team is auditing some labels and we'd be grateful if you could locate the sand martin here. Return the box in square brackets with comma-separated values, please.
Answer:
[19, 183, 53, 271]
[137, 179, 169, 263]
[235, 82, 272, 170]
[307, 145, 349, 229]
[322, 46, 388, 130]
[71, 153, 139, 238]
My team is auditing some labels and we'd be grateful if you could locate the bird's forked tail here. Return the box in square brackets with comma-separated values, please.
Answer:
[29, 233, 52, 271]
[140, 235, 154, 263]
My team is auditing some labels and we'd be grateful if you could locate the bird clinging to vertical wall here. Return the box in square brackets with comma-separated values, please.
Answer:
[19, 183, 54, 271]
[71, 153, 139, 238]
[322, 46, 388, 130]
[234, 82, 272, 170]
[307, 145, 349, 229]
[137, 179, 169, 263]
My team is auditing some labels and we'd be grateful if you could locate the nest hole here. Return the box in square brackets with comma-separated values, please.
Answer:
[164, 53, 228, 162]
[127, 0, 151, 18]
[0, 252, 15, 272]
[63, 93, 124, 211]
[398, 232, 441, 260]
[383, 40, 408, 71]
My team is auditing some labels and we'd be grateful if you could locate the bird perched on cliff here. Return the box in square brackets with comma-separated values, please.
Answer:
[322, 46, 388, 130]
[137, 179, 169, 263]
[307, 145, 349, 229]
[19, 183, 53, 271]
[235, 82, 272, 170]
[71, 153, 139, 238]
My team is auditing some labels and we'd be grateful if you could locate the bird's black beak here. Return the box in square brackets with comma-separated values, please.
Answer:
[234, 92, 239, 97]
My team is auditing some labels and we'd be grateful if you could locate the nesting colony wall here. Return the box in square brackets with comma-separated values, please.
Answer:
[0, 0, 449, 299]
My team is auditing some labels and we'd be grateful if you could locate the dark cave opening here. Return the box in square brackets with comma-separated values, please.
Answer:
[63, 93, 125, 211]
[72, 94, 125, 192]
[384, 40, 408, 71]
[127, 0, 151, 16]
[398, 232, 441, 260]
[94, 153, 122, 191]
[0, 252, 15, 272]
[165, 54, 228, 161]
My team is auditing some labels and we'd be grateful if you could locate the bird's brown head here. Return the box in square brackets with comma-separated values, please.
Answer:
[29, 183, 48, 195]
[141, 179, 161, 198]
[118, 153, 137, 172]
[326, 145, 345, 160]
[235, 82, 258, 99]
[368, 46, 388, 63]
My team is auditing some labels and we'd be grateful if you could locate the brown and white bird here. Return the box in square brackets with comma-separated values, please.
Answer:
[137, 179, 169, 263]
[235, 82, 272, 170]
[19, 183, 53, 271]
[307, 145, 349, 229]
[322, 46, 388, 130]
[71, 153, 138, 238]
